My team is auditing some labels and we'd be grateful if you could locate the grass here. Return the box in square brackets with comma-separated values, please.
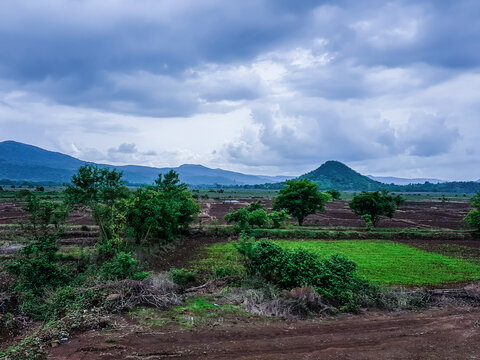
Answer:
[131, 297, 250, 327]
[193, 240, 480, 286]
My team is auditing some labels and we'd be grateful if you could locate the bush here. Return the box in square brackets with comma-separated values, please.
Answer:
[267, 210, 290, 228]
[236, 239, 366, 310]
[361, 214, 373, 230]
[171, 268, 197, 285]
[276, 248, 323, 289]
[7, 236, 69, 294]
[464, 209, 480, 231]
[133, 271, 151, 281]
[100, 252, 139, 280]
[326, 189, 341, 200]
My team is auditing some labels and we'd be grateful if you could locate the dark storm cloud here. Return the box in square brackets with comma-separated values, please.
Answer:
[1, 0, 480, 114]
[1, 0, 479, 179]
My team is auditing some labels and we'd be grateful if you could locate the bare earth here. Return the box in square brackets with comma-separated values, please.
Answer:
[49, 307, 480, 360]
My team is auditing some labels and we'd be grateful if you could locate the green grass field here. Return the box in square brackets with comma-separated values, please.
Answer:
[194, 240, 480, 286]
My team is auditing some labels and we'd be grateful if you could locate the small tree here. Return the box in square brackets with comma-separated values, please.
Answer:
[64, 165, 129, 241]
[326, 189, 341, 200]
[123, 171, 200, 244]
[273, 179, 331, 226]
[21, 194, 69, 238]
[349, 191, 400, 227]
[267, 210, 290, 228]
[464, 190, 480, 231]
[225, 202, 269, 231]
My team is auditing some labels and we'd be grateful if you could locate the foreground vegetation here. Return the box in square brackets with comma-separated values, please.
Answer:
[195, 240, 480, 285]
[1, 167, 480, 359]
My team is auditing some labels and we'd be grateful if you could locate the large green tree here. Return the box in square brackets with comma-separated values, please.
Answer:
[273, 179, 331, 226]
[464, 191, 480, 231]
[123, 171, 200, 244]
[349, 191, 400, 227]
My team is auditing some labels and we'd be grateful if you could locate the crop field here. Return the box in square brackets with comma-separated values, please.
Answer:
[194, 240, 480, 285]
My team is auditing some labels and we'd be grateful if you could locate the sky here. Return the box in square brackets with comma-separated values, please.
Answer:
[0, 0, 479, 180]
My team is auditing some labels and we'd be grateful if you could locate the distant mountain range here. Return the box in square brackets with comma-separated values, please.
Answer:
[0, 141, 479, 193]
[0, 141, 293, 186]
[367, 175, 445, 185]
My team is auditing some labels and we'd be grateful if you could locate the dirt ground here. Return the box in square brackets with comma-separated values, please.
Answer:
[0, 202, 95, 225]
[202, 200, 472, 229]
[48, 307, 480, 360]
[0, 199, 471, 229]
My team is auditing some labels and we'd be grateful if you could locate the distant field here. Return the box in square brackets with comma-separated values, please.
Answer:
[194, 240, 480, 286]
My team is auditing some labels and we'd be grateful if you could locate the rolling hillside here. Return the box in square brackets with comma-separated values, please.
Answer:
[0, 141, 292, 186]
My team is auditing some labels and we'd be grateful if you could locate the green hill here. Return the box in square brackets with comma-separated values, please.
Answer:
[0, 141, 293, 186]
[300, 161, 384, 191]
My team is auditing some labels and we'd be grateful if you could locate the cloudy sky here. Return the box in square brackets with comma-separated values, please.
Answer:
[1, 0, 479, 180]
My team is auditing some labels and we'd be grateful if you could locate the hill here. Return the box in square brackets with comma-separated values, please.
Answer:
[300, 161, 383, 191]
[0, 141, 292, 186]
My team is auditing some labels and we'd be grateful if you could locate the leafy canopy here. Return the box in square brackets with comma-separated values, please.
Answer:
[225, 201, 289, 231]
[123, 170, 200, 243]
[464, 190, 480, 230]
[273, 179, 331, 225]
[349, 191, 401, 227]
[64, 164, 128, 206]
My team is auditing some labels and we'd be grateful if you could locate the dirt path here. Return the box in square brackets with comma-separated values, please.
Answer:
[48, 307, 480, 359]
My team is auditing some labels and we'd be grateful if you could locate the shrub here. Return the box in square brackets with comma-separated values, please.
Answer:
[464, 209, 480, 231]
[171, 268, 197, 285]
[236, 239, 366, 310]
[7, 236, 69, 294]
[349, 191, 399, 227]
[267, 210, 290, 228]
[361, 214, 373, 230]
[326, 189, 341, 200]
[100, 252, 139, 280]
[276, 248, 323, 289]
[225, 207, 269, 232]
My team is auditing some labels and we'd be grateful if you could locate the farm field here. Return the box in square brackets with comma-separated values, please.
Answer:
[1, 193, 480, 359]
[195, 240, 480, 285]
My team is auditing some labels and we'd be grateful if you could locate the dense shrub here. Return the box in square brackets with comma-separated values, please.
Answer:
[267, 210, 290, 228]
[225, 206, 268, 231]
[236, 239, 366, 309]
[171, 268, 197, 285]
[100, 252, 139, 280]
[123, 172, 200, 244]
[464, 191, 480, 231]
[7, 236, 69, 294]
[225, 202, 289, 231]
[326, 189, 341, 200]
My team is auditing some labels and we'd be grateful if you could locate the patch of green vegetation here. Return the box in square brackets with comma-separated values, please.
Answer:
[194, 240, 480, 286]
[131, 297, 250, 327]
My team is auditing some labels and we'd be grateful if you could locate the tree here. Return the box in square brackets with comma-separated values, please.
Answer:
[64, 165, 128, 206]
[273, 179, 331, 226]
[349, 191, 400, 227]
[123, 171, 200, 244]
[464, 190, 480, 231]
[225, 202, 268, 231]
[326, 189, 341, 200]
[22, 194, 69, 238]
[64, 165, 129, 241]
